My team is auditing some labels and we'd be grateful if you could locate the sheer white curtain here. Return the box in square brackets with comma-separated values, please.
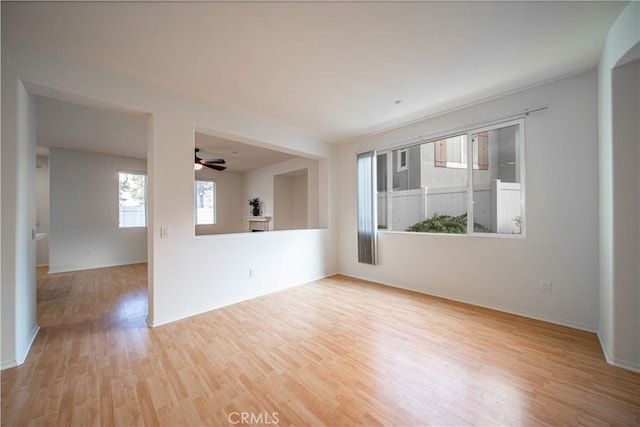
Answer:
[357, 151, 377, 265]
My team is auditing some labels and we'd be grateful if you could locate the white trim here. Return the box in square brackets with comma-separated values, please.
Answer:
[597, 333, 640, 373]
[16, 324, 40, 365]
[148, 274, 330, 327]
[379, 229, 525, 240]
[344, 274, 596, 332]
[1, 359, 18, 370]
[48, 260, 147, 274]
[3, 324, 42, 370]
[445, 161, 467, 169]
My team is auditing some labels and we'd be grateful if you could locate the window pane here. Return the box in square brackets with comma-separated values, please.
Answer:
[445, 135, 466, 165]
[119, 172, 147, 227]
[195, 180, 216, 225]
[472, 123, 521, 234]
[391, 141, 468, 233]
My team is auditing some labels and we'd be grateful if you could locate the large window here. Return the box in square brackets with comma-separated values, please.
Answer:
[195, 180, 216, 225]
[375, 119, 524, 236]
[119, 171, 147, 228]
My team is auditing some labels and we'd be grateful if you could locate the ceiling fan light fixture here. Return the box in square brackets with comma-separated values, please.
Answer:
[195, 148, 227, 171]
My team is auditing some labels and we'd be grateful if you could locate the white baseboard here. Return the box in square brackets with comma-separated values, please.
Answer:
[342, 274, 596, 332]
[1, 358, 18, 370]
[17, 324, 40, 365]
[49, 260, 147, 274]
[148, 274, 330, 328]
[1, 323, 40, 371]
[597, 332, 640, 373]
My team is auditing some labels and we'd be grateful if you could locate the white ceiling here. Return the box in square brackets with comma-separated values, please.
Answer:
[4, 1, 626, 143]
[196, 133, 297, 172]
[35, 95, 298, 172]
[36, 95, 148, 159]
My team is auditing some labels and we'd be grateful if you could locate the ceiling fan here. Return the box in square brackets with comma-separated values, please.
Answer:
[194, 148, 226, 171]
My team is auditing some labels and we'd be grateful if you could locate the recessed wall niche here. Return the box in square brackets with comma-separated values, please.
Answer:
[274, 169, 308, 230]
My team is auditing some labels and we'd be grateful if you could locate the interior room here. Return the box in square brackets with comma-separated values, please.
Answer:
[1, 1, 638, 425]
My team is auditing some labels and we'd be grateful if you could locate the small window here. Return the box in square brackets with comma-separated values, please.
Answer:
[397, 149, 408, 171]
[119, 171, 147, 227]
[435, 134, 471, 169]
[195, 180, 216, 225]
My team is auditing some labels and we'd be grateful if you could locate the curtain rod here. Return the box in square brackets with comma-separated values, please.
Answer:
[377, 105, 548, 152]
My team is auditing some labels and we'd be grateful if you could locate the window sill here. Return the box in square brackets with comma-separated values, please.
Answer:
[377, 229, 525, 239]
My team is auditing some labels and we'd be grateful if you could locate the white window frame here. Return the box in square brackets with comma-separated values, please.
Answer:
[377, 118, 525, 238]
[118, 170, 147, 228]
[194, 179, 217, 226]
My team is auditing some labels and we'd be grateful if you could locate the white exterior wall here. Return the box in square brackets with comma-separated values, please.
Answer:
[340, 70, 600, 331]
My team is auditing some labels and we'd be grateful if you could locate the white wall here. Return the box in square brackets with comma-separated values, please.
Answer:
[612, 58, 640, 370]
[1, 37, 338, 360]
[35, 155, 49, 266]
[274, 175, 294, 230]
[195, 167, 244, 235]
[292, 173, 308, 229]
[598, 1, 640, 372]
[339, 70, 600, 331]
[48, 148, 148, 273]
[274, 170, 308, 230]
[1, 79, 39, 369]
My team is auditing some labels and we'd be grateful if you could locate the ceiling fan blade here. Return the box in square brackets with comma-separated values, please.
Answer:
[203, 163, 226, 171]
[202, 158, 226, 165]
[195, 148, 226, 171]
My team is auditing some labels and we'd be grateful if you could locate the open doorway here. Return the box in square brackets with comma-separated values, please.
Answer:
[33, 93, 151, 327]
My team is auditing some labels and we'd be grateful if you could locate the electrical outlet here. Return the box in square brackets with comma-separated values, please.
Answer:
[541, 281, 553, 293]
[249, 268, 255, 278]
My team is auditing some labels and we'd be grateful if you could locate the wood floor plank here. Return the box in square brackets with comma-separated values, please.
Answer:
[1, 265, 638, 426]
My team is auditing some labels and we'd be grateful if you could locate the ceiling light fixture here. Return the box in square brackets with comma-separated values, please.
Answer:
[194, 163, 203, 171]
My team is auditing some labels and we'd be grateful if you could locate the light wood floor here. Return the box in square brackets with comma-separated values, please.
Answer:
[1, 265, 638, 426]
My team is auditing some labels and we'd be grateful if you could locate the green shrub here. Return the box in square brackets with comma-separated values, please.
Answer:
[406, 213, 488, 233]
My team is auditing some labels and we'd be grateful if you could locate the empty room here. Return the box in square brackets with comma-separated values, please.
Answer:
[1, 1, 638, 426]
